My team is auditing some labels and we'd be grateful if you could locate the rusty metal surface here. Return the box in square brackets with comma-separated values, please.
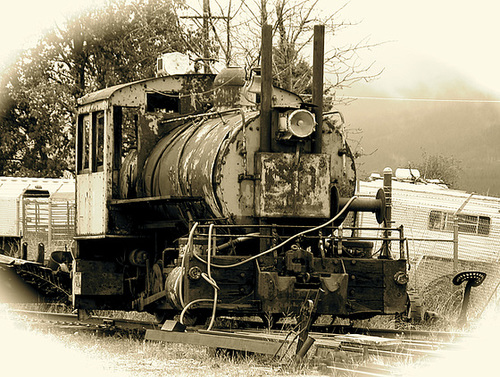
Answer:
[77, 74, 214, 108]
[76, 172, 107, 236]
[256, 152, 331, 218]
[257, 271, 348, 314]
[142, 112, 247, 219]
[145, 328, 282, 355]
[73, 260, 123, 296]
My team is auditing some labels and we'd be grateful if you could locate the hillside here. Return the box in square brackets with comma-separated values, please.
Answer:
[335, 66, 500, 197]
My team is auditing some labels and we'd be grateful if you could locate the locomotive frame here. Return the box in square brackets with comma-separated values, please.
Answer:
[72, 25, 408, 324]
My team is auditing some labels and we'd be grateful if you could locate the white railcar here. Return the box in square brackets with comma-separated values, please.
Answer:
[0, 177, 75, 262]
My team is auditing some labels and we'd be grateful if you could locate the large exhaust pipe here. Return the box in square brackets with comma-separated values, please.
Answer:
[312, 24, 325, 153]
[260, 24, 273, 152]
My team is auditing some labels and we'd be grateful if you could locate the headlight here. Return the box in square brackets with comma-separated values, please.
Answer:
[278, 109, 316, 140]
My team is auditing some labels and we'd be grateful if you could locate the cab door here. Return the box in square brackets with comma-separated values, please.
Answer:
[75, 109, 107, 236]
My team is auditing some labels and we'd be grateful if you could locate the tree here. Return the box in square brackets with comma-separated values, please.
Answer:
[0, 0, 197, 178]
[179, 0, 381, 96]
[1, 0, 381, 177]
[412, 151, 462, 189]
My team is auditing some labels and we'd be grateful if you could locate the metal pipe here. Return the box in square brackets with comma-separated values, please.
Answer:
[383, 167, 393, 228]
[37, 243, 45, 264]
[260, 24, 272, 152]
[22, 242, 28, 260]
[457, 281, 473, 326]
[453, 193, 473, 272]
[338, 197, 383, 213]
[381, 167, 393, 258]
[312, 25, 325, 153]
[453, 218, 459, 272]
[335, 188, 386, 224]
[202, 0, 210, 74]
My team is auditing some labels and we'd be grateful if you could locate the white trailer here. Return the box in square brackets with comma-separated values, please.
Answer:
[356, 171, 500, 298]
[0, 177, 75, 262]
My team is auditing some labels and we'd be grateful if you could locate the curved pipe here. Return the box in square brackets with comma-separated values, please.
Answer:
[332, 187, 386, 224]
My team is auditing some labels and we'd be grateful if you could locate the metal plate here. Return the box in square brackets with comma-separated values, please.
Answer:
[256, 153, 331, 217]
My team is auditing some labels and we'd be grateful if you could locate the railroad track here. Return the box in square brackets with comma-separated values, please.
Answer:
[2, 309, 160, 333]
[3, 308, 465, 376]
[4, 308, 463, 340]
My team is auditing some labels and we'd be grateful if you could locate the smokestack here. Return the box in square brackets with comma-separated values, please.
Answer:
[312, 25, 325, 153]
[260, 24, 272, 152]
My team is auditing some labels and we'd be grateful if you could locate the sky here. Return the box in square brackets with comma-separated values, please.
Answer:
[0, 1, 99, 68]
[1, 0, 500, 96]
[326, 0, 500, 97]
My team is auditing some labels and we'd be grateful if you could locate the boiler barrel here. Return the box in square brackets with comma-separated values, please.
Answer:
[141, 112, 251, 219]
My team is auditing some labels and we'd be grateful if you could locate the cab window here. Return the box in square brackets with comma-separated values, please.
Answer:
[93, 111, 105, 172]
[77, 111, 105, 174]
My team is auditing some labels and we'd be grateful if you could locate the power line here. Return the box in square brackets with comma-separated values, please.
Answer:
[340, 95, 500, 103]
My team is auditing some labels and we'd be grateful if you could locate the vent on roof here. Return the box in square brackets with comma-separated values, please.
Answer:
[23, 189, 50, 198]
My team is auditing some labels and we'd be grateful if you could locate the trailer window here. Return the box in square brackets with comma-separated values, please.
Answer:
[428, 210, 444, 230]
[428, 210, 491, 236]
[478, 216, 491, 235]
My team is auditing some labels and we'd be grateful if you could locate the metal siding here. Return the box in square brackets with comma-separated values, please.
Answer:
[0, 177, 74, 237]
[357, 180, 500, 264]
[76, 172, 107, 235]
[0, 198, 19, 236]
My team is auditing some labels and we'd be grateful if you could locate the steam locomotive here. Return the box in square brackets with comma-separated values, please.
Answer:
[72, 27, 408, 324]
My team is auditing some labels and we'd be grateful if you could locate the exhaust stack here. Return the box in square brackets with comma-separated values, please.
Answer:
[260, 24, 273, 152]
[312, 25, 325, 153]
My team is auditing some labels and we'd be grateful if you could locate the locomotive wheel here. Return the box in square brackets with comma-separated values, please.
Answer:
[149, 261, 171, 323]
[150, 262, 163, 295]
[153, 310, 176, 324]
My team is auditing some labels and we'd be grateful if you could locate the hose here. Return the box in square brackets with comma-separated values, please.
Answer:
[177, 221, 198, 309]
[191, 196, 357, 269]
[179, 196, 357, 327]
[179, 223, 220, 329]
[205, 224, 218, 330]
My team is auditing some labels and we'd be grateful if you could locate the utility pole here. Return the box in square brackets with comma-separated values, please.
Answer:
[180, 0, 230, 72]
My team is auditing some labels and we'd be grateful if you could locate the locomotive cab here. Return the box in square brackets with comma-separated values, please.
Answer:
[73, 74, 216, 307]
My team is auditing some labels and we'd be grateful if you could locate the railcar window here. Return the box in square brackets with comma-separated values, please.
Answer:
[112, 106, 138, 198]
[93, 111, 105, 172]
[427, 210, 491, 236]
[77, 114, 91, 173]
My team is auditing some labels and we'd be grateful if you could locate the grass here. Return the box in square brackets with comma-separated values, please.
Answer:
[53, 330, 321, 377]
[8, 293, 490, 376]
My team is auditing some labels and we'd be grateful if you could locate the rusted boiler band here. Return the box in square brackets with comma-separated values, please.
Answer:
[140, 112, 252, 218]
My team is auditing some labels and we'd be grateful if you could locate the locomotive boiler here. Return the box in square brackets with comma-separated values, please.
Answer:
[72, 26, 408, 325]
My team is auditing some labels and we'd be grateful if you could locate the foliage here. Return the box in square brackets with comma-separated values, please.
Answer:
[0, 0, 196, 177]
[413, 151, 462, 188]
[185, 0, 380, 94]
[1, 0, 379, 177]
